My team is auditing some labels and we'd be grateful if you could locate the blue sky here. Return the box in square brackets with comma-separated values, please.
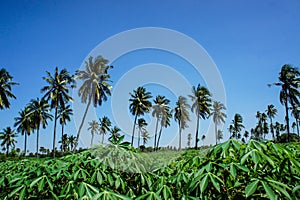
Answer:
[0, 0, 299, 152]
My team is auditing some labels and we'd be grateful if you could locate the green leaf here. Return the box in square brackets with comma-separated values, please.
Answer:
[8, 185, 24, 198]
[269, 182, 291, 199]
[200, 174, 209, 193]
[30, 176, 44, 188]
[245, 180, 259, 198]
[210, 174, 220, 192]
[230, 164, 237, 179]
[262, 181, 276, 199]
[97, 171, 103, 185]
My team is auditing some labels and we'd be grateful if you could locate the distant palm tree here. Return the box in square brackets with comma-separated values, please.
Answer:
[14, 106, 33, 156]
[228, 124, 234, 139]
[28, 98, 53, 158]
[244, 130, 249, 142]
[68, 135, 76, 151]
[266, 104, 277, 141]
[58, 134, 69, 153]
[0, 127, 17, 156]
[58, 105, 73, 153]
[187, 133, 192, 148]
[74, 56, 113, 151]
[189, 84, 211, 149]
[174, 96, 190, 150]
[217, 129, 223, 144]
[137, 118, 147, 148]
[201, 135, 206, 146]
[88, 120, 100, 147]
[141, 130, 150, 146]
[157, 109, 172, 149]
[99, 116, 112, 144]
[211, 101, 227, 145]
[41, 67, 74, 157]
[0, 68, 18, 110]
[270, 65, 300, 142]
[129, 87, 152, 146]
[231, 114, 244, 139]
[110, 126, 121, 140]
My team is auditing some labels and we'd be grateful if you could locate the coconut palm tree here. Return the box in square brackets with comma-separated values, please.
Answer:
[187, 133, 192, 148]
[201, 135, 206, 146]
[244, 130, 249, 142]
[228, 124, 234, 139]
[137, 118, 147, 148]
[41, 67, 74, 157]
[231, 114, 244, 139]
[58, 104, 73, 153]
[0, 127, 17, 156]
[152, 95, 170, 149]
[110, 126, 121, 140]
[88, 120, 100, 147]
[211, 101, 227, 145]
[188, 84, 211, 149]
[157, 109, 172, 149]
[74, 56, 113, 151]
[129, 87, 152, 146]
[270, 64, 300, 142]
[68, 135, 76, 151]
[14, 106, 33, 156]
[217, 129, 223, 143]
[141, 130, 150, 146]
[58, 134, 69, 153]
[266, 104, 277, 141]
[99, 116, 112, 144]
[0, 68, 18, 110]
[174, 96, 190, 150]
[28, 98, 53, 158]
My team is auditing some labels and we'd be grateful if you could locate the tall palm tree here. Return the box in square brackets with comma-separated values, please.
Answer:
[231, 114, 244, 139]
[211, 101, 227, 145]
[270, 64, 300, 142]
[266, 104, 277, 141]
[129, 87, 152, 146]
[0, 127, 17, 156]
[188, 84, 211, 149]
[141, 130, 150, 146]
[28, 98, 53, 158]
[14, 106, 33, 156]
[157, 109, 172, 149]
[174, 96, 190, 150]
[137, 118, 147, 148]
[99, 116, 112, 144]
[41, 67, 74, 157]
[152, 95, 170, 149]
[88, 120, 100, 147]
[58, 105, 73, 153]
[74, 56, 113, 151]
[0, 68, 18, 110]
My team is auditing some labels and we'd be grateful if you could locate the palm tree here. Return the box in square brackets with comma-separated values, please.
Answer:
[68, 135, 76, 151]
[14, 106, 33, 156]
[58, 134, 69, 153]
[201, 135, 206, 146]
[41, 67, 74, 157]
[291, 103, 300, 140]
[152, 95, 170, 149]
[211, 101, 227, 145]
[157, 109, 172, 149]
[266, 104, 277, 141]
[0, 68, 18, 110]
[0, 127, 17, 156]
[187, 133, 192, 148]
[110, 126, 121, 140]
[228, 124, 234, 139]
[74, 56, 113, 151]
[58, 105, 73, 153]
[28, 98, 53, 158]
[129, 87, 152, 146]
[137, 118, 147, 148]
[141, 130, 150, 146]
[244, 130, 249, 142]
[231, 114, 244, 139]
[270, 65, 300, 142]
[174, 96, 190, 150]
[99, 116, 112, 144]
[188, 84, 211, 149]
[217, 129, 223, 143]
[88, 120, 100, 147]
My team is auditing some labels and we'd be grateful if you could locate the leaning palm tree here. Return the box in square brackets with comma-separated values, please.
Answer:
[137, 118, 147, 148]
[211, 101, 227, 145]
[41, 67, 74, 157]
[188, 84, 212, 149]
[88, 120, 100, 147]
[99, 116, 112, 144]
[0, 127, 18, 156]
[0, 68, 18, 109]
[14, 106, 33, 156]
[74, 56, 113, 151]
[174, 96, 190, 150]
[58, 105, 73, 153]
[231, 114, 244, 139]
[129, 87, 152, 146]
[28, 98, 53, 158]
[269, 64, 300, 142]
[152, 95, 170, 149]
[157, 109, 172, 149]
[266, 104, 277, 141]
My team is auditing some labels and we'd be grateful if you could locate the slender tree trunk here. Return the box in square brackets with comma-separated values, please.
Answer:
[24, 131, 27, 156]
[296, 119, 299, 142]
[131, 114, 138, 146]
[36, 127, 40, 158]
[53, 106, 58, 158]
[270, 118, 275, 141]
[154, 118, 159, 150]
[91, 132, 94, 147]
[194, 114, 200, 149]
[156, 125, 163, 150]
[284, 98, 290, 142]
[179, 124, 182, 150]
[138, 128, 140, 148]
[6, 144, 9, 156]
[101, 132, 105, 144]
[215, 123, 218, 145]
[74, 95, 92, 152]
[61, 124, 64, 155]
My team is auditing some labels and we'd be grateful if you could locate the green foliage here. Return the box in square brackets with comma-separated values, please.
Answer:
[0, 140, 299, 199]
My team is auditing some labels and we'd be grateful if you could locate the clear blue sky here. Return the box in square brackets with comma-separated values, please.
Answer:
[0, 0, 299, 152]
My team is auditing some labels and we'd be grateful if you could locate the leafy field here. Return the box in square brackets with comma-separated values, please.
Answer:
[0, 139, 299, 199]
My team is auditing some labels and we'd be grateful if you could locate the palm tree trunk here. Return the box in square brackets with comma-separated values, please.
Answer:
[296, 119, 299, 142]
[6, 143, 9, 156]
[284, 98, 290, 142]
[36, 127, 40, 158]
[24, 131, 27, 156]
[53, 106, 58, 158]
[131, 114, 138, 146]
[156, 125, 163, 149]
[215, 123, 218, 145]
[101, 132, 105, 144]
[91, 132, 94, 147]
[138, 129, 140, 148]
[74, 95, 92, 152]
[270, 118, 275, 141]
[194, 115, 200, 149]
[61, 124, 64, 155]
[154, 118, 159, 150]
